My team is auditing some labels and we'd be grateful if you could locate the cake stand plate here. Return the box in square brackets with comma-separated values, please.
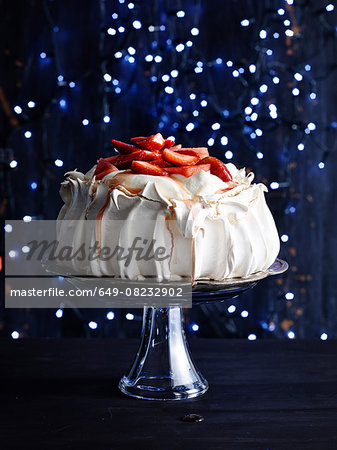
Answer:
[118, 258, 288, 400]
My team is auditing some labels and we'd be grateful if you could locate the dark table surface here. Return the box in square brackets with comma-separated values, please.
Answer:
[1, 338, 337, 450]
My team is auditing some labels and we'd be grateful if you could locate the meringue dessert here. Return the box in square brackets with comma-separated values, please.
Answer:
[57, 133, 280, 282]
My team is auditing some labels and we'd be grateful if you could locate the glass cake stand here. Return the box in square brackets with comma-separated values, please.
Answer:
[43, 258, 288, 401]
[118, 258, 288, 401]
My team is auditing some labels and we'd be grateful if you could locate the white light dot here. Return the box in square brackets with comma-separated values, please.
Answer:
[292, 88, 300, 96]
[192, 323, 199, 331]
[326, 4, 334, 11]
[112, 13, 118, 19]
[256, 152, 264, 159]
[24, 131, 32, 139]
[176, 105, 182, 112]
[249, 64, 256, 73]
[320, 332, 328, 340]
[226, 60, 233, 67]
[273, 32, 280, 39]
[145, 54, 153, 62]
[251, 97, 259, 105]
[132, 20, 142, 29]
[270, 182, 279, 190]
[241, 19, 250, 26]
[170, 69, 179, 78]
[165, 86, 174, 94]
[285, 292, 295, 300]
[115, 87, 121, 94]
[59, 99, 66, 108]
[191, 27, 199, 36]
[297, 143, 304, 151]
[259, 29, 267, 39]
[277, 8, 285, 15]
[305, 64, 311, 72]
[4, 224, 13, 233]
[284, 19, 291, 26]
[273, 76, 280, 84]
[259, 84, 268, 93]
[251, 112, 258, 121]
[128, 46, 136, 55]
[241, 310, 249, 318]
[118, 26, 125, 33]
[176, 10, 185, 17]
[186, 122, 195, 132]
[107, 27, 116, 35]
[245, 106, 252, 115]
[22, 245, 30, 253]
[225, 150, 233, 159]
[255, 128, 263, 136]
[221, 136, 228, 146]
[107, 311, 115, 320]
[308, 122, 316, 131]
[88, 321, 98, 329]
[294, 72, 303, 81]
[285, 29, 294, 37]
[232, 70, 239, 78]
[27, 101, 36, 108]
[9, 160, 18, 168]
[9, 250, 17, 258]
[69, 81, 76, 88]
[318, 162, 325, 169]
[200, 100, 208, 107]
[14, 105, 22, 114]
[104, 73, 112, 82]
[154, 55, 162, 63]
[162, 74, 170, 82]
[281, 234, 289, 242]
[126, 313, 134, 320]
[82, 119, 89, 126]
[190, 93, 196, 100]
[250, 132, 256, 140]
[56, 309, 63, 318]
[192, 110, 199, 117]
[287, 0, 293, 4]
[176, 43, 185, 52]
[287, 331, 295, 339]
[103, 115, 111, 123]
[186, 40, 193, 47]
[310, 92, 317, 100]
[54, 159, 63, 167]
[57, 75, 64, 82]
[212, 122, 220, 130]
[40, 52, 47, 59]
[216, 58, 222, 64]
[115, 51, 122, 58]
[228, 305, 236, 313]
[266, 49, 273, 56]
[248, 334, 257, 341]
[23, 215, 32, 222]
[127, 2, 134, 9]
[11, 331, 20, 339]
[207, 138, 214, 146]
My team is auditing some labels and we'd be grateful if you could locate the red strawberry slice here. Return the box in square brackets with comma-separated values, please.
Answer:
[131, 160, 169, 176]
[105, 151, 162, 169]
[164, 138, 175, 148]
[162, 148, 199, 166]
[94, 158, 118, 180]
[197, 157, 232, 182]
[165, 164, 211, 178]
[149, 159, 172, 167]
[130, 136, 147, 144]
[170, 144, 182, 150]
[111, 139, 138, 154]
[177, 147, 209, 158]
[136, 133, 166, 151]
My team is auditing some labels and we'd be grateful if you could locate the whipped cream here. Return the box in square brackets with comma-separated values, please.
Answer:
[57, 163, 280, 281]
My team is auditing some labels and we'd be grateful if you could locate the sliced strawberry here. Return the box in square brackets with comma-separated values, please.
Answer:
[94, 158, 118, 180]
[131, 160, 168, 176]
[197, 157, 233, 182]
[111, 139, 138, 154]
[170, 144, 182, 150]
[130, 136, 147, 144]
[150, 159, 172, 167]
[177, 147, 209, 158]
[136, 133, 166, 151]
[162, 148, 199, 166]
[166, 164, 211, 178]
[105, 150, 162, 169]
[163, 138, 175, 148]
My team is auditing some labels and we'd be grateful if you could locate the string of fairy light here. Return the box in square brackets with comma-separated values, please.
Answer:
[3, 0, 336, 340]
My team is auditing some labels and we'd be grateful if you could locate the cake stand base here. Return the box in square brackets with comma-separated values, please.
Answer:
[118, 307, 208, 400]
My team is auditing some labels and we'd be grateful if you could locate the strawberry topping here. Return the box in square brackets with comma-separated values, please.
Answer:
[94, 158, 118, 180]
[131, 161, 169, 176]
[165, 164, 211, 178]
[162, 148, 199, 166]
[136, 133, 166, 151]
[111, 139, 138, 154]
[197, 156, 233, 182]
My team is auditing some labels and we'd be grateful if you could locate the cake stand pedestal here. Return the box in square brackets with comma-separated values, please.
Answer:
[118, 259, 288, 401]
